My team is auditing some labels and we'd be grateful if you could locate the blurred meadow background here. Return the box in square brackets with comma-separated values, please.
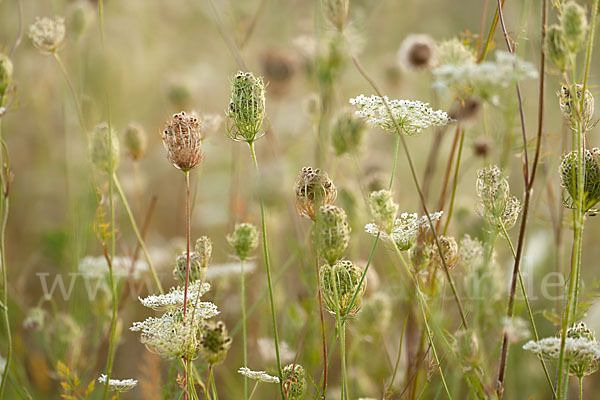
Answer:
[1, 0, 600, 399]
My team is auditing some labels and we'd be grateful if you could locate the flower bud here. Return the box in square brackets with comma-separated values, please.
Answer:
[89, 123, 120, 172]
[315, 205, 351, 265]
[545, 25, 569, 72]
[331, 110, 366, 156]
[282, 364, 307, 400]
[368, 190, 398, 234]
[294, 166, 337, 220]
[0, 54, 13, 101]
[320, 259, 366, 317]
[560, 1, 588, 53]
[558, 84, 595, 131]
[173, 252, 203, 283]
[200, 321, 232, 365]
[227, 223, 259, 261]
[433, 236, 459, 270]
[28, 16, 66, 54]
[559, 147, 600, 211]
[161, 111, 203, 171]
[226, 71, 266, 143]
[195, 236, 213, 268]
[123, 122, 147, 161]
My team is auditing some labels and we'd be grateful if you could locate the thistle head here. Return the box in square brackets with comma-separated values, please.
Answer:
[560, 1, 588, 53]
[161, 111, 203, 171]
[315, 205, 351, 265]
[559, 147, 600, 211]
[173, 252, 203, 283]
[433, 236, 459, 270]
[398, 34, 437, 71]
[227, 223, 259, 261]
[320, 259, 366, 317]
[368, 190, 398, 234]
[282, 364, 307, 400]
[331, 109, 366, 156]
[29, 16, 66, 54]
[558, 84, 595, 131]
[545, 25, 569, 72]
[200, 321, 232, 365]
[226, 71, 266, 143]
[194, 236, 213, 268]
[89, 123, 120, 173]
[123, 122, 147, 161]
[294, 166, 337, 220]
[0, 54, 13, 101]
[325, 0, 349, 31]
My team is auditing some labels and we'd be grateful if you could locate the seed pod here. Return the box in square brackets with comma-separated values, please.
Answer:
[559, 147, 600, 211]
[282, 364, 307, 400]
[226, 71, 266, 143]
[161, 111, 203, 171]
[560, 1, 588, 53]
[200, 321, 232, 365]
[173, 252, 203, 284]
[28, 16, 66, 54]
[194, 236, 213, 268]
[320, 259, 366, 317]
[545, 24, 569, 72]
[294, 166, 337, 220]
[315, 205, 350, 265]
[89, 123, 120, 173]
[227, 223, 259, 261]
[124, 122, 147, 161]
[433, 236, 459, 270]
[368, 190, 398, 234]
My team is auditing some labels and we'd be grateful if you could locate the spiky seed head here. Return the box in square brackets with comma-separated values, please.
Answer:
[476, 165, 510, 219]
[173, 252, 203, 284]
[558, 84, 595, 131]
[559, 148, 600, 211]
[282, 364, 307, 400]
[123, 122, 147, 161]
[227, 223, 259, 261]
[320, 259, 366, 317]
[398, 34, 437, 71]
[545, 25, 569, 72]
[0, 54, 13, 101]
[433, 236, 459, 270]
[560, 1, 588, 53]
[161, 111, 203, 171]
[331, 110, 366, 156]
[436, 38, 476, 66]
[325, 0, 349, 31]
[226, 71, 266, 143]
[368, 190, 398, 234]
[89, 123, 120, 173]
[200, 321, 232, 365]
[28, 16, 66, 54]
[294, 166, 337, 220]
[315, 205, 351, 265]
[473, 136, 493, 158]
[194, 236, 213, 268]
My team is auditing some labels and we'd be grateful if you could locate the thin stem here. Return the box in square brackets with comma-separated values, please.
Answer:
[314, 252, 328, 398]
[248, 141, 283, 398]
[579, 376, 583, 400]
[0, 121, 11, 398]
[52, 53, 86, 130]
[330, 271, 347, 400]
[443, 130, 465, 235]
[241, 258, 248, 400]
[478, 0, 506, 62]
[182, 170, 191, 400]
[386, 314, 408, 395]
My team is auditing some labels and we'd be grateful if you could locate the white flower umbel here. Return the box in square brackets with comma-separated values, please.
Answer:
[366, 211, 443, 250]
[98, 374, 138, 392]
[237, 367, 280, 384]
[139, 281, 212, 311]
[78, 255, 149, 280]
[349, 95, 451, 135]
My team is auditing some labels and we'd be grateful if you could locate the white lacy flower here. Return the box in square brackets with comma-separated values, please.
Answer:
[98, 374, 138, 392]
[238, 367, 280, 383]
[139, 281, 211, 311]
[349, 95, 451, 135]
[366, 211, 443, 250]
[78, 255, 149, 280]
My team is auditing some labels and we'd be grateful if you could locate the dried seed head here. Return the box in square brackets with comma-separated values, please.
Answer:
[200, 320, 232, 365]
[368, 190, 398, 234]
[433, 236, 459, 270]
[173, 252, 203, 284]
[436, 38, 476, 66]
[398, 34, 437, 71]
[282, 364, 307, 400]
[89, 123, 120, 173]
[29, 16, 66, 54]
[558, 84, 595, 131]
[331, 109, 366, 156]
[476, 165, 510, 219]
[325, 0, 349, 31]
[227, 223, 259, 261]
[559, 147, 600, 211]
[545, 25, 569, 72]
[124, 122, 147, 161]
[473, 135, 493, 158]
[161, 111, 203, 171]
[294, 166, 337, 220]
[194, 236, 213, 268]
[499, 196, 522, 230]
[315, 205, 351, 265]
[560, 1, 588, 53]
[320, 259, 366, 317]
[226, 71, 266, 143]
[0, 54, 13, 101]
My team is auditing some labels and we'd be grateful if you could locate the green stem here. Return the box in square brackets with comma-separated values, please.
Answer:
[443, 130, 464, 235]
[330, 270, 348, 400]
[52, 53, 86, 130]
[0, 121, 11, 398]
[241, 258, 248, 400]
[579, 376, 583, 400]
[248, 141, 283, 398]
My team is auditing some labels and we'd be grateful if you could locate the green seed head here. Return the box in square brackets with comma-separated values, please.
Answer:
[558, 84, 595, 131]
[559, 147, 600, 211]
[294, 166, 337, 220]
[315, 205, 351, 265]
[282, 364, 307, 400]
[194, 236, 213, 268]
[89, 123, 120, 173]
[200, 321, 232, 365]
[320, 259, 366, 317]
[227, 223, 259, 261]
[568, 322, 595, 341]
[436, 38, 475, 66]
[545, 25, 569, 72]
[476, 165, 510, 219]
[0, 53, 13, 100]
[174, 252, 203, 283]
[226, 71, 266, 143]
[368, 190, 398, 234]
[560, 1, 588, 53]
[331, 110, 366, 156]
[499, 196, 522, 230]
[123, 122, 147, 161]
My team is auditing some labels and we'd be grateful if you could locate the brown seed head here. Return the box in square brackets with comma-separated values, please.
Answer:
[161, 111, 203, 171]
[294, 166, 337, 220]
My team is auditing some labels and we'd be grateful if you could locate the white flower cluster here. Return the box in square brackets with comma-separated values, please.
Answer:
[139, 281, 211, 311]
[349, 95, 451, 135]
[433, 51, 538, 103]
[459, 234, 484, 268]
[237, 367, 280, 383]
[366, 211, 443, 250]
[98, 374, 138, 392]
[78, 255, 149, 280]
[28, 16, 65, 54]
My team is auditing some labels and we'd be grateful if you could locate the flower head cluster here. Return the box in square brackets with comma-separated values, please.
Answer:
[320, 259, 366, 317]
[368, 190, 399, 234]
[315, 205, 351, 265]
[366, 211, 443, 251]
[237, 367, 280, 384]
[226, 71, 266, 143]
[331, 109, 365, 156]
[174, 252, 204, 283]
[89, 123, 120, 173]
[98, 375, 138, 392]
[294, 166, 337, 220]
[432, 235, 459, 270]
[559, 147, 600, 212]
[29, 16, 66, 54]
[123, 122, 147, 161]
[161, 111, 203, 171]
[560, 1, 588, 53]
[476, 165, 521, 230]
[200, 320, 232, 365]
[227, 223, 259, 261]
[282, 364, 307, 400]
[138, 281, 213, 311]
[0, 54, 13, 103]
[558, 84, 595, 132]
[436, 38, 475, 66]
[78, 255, 149, 280]
[349, 94, 451, 135]
[523, 322, 600, 378]
[459, 234, 484, 268]
[397, 34, 437, 71]
[195, 236, 213, 268]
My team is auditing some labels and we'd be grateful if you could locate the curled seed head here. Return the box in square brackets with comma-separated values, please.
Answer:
[29, 16, 66, 54]
[320, 259, 366, 317]
[398, 34, 437, 71]
[559, 147, 600, 211]
[368, 190, 398, 234]
[200, 321, 232, 365]
[226, 71, 266, 143]
[433, 236, 459, 270]
[194, 236, 213, 268]
[89, 123, 120, 173]
[545, 24, 569, 72]
[558, 84, 595, 131]
[227, 223, 259, 261]
[560, 1, 588, 53]
[124, 122, 148, 161]
[161, 111, 203, 171]
[499, 196, 522, 230]
[436, 38, 476, 66]
[294, 166, 337, 220]
[315, 205, 351, 265]
[282, 364, 307, 400]
[0, 54, 13, 101]
[476, 165, 510, 219]
[173, 252, 203, 284]
[331, 109, 366, 156]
